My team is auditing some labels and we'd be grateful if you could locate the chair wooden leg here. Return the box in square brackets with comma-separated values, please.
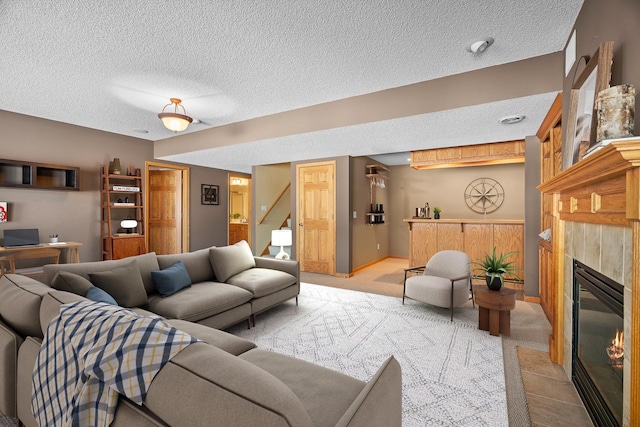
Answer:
[296, 295, 299, 306]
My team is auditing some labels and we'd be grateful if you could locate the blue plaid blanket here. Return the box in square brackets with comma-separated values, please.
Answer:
[32, 301, 197, 427]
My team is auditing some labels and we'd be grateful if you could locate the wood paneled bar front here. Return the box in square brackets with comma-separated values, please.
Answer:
[403, 218, 524, 280]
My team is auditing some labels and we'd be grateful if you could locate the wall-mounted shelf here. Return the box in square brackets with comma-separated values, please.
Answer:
[0, 158, 79, 190]
[366, 164, 388, 225]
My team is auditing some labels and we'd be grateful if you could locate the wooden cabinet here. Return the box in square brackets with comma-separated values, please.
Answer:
[410, 140, 525, 170]
[405, 219, 524, 280]
[112, 236, 146, 259]
[538, 238, 554, 321]
[229, 223, 248, 245]
[0, 158, 79, 190]
[100, 165, 146, 260]
[537, 93, 561, 324]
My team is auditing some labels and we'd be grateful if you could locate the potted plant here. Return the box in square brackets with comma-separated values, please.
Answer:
[432, 207, 441, 219]
[472, 247, 522, 290]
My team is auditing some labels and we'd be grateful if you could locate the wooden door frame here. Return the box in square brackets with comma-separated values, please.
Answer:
[295, 160, 336, 275]
[145, 161, 190, 253]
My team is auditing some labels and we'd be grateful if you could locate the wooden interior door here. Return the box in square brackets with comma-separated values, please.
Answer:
[297, 161, 335, 274]
[148, 170, 182, 254]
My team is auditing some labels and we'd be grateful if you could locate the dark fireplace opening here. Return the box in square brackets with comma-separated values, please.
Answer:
[572, 260, 624, 427]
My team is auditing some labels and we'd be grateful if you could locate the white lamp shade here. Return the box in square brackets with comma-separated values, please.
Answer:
[271, 229, 292, 246]
[121, 219, 138, 229]
[159, 113, 192, 132]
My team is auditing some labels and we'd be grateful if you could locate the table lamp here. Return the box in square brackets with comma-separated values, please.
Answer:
[271, 229, 292, 260]
[120, 218, 138, 234]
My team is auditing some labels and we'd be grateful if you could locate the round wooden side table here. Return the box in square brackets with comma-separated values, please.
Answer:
[474, 285, 516, 336]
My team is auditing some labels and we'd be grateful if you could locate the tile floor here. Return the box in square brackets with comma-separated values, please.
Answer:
[518, 347, 593, 426]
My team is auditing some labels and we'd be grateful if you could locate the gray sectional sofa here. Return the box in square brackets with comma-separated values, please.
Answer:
[0, 273, 402, 426]
[42, 240, 300, 329]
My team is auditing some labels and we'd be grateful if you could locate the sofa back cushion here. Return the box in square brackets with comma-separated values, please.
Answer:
[157, 247, 215, 283]
[88, 261, 147, 307]
[51, 271, 94, 295]
[39, 291, 88, 334]
[42, 252, 160, 295]
[209, 240, 256, 282]
[0, 275, 53, 338]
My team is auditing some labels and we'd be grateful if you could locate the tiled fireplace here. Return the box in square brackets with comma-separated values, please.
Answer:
[566, 234, 630, 426]
[538, 138, 640, 427]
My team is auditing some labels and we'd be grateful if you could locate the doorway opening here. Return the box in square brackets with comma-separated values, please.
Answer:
[229, 173, 251, 246]
[145, 161, 190, 254]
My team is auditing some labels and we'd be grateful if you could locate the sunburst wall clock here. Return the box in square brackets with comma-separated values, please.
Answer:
[464, 178, 504, 214]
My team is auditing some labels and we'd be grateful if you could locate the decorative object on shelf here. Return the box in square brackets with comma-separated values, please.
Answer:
[464, 177, 504, 216]
[472, 247, 522, 291]
[271, 229, 292, 260]
[158, 98, 193, 132]
[595, 84, 635, 143]
[201, 184, 219, 205]
[564, 41, 614, 168]
[365, 164, 388, 225]
[49, 234, 58, 243]
[120, 218, 138, 234]
[0, 202, 6, 222]
[433, 207, 441, 219]
[111, 158, 122, 175]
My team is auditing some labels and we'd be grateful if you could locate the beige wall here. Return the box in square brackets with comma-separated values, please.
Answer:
[0, 110, 233, 261]
[388, 163, 525, 257]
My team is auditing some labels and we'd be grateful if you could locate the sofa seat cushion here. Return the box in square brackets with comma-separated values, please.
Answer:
[226, 268, 297, 298]
[209, 240, 255, 282]
[240, 348, 365, 427]
[145, 343, 314, 427]
[147, 282, 252, 323]
[165, 319, 256, 355]
[157, 247, 215, 283]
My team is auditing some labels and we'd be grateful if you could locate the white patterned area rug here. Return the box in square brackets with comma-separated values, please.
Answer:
[228, 282, 508, 426]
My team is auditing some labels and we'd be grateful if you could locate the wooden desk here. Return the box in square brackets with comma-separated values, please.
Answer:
[474, 285, 516, 336]
[0, 242, 83, 263]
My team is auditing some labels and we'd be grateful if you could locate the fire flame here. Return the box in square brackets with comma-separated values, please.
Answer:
[606, 329, 624, 367]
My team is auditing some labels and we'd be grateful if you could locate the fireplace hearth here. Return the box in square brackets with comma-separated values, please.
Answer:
[572, 260, 623, 427]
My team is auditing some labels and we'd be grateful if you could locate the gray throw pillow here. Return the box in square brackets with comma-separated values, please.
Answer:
[209, 240, 256, 282]
[51, 271, 94, 296]
[89, 261, 147, 307]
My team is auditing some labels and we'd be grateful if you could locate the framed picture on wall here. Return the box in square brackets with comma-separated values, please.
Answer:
[201, 184, 219, 205]
[0, 202, 6, 222]
[563, 42, 614, 169]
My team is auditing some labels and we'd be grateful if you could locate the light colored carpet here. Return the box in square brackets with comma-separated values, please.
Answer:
[228, 282, 509, 426]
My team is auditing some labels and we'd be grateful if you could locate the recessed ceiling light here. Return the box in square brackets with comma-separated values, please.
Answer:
[499, 115, 526, 125]
[466, 37, 494, 54]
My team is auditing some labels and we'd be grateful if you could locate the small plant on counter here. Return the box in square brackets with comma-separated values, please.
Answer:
[432, 207, 441, 219]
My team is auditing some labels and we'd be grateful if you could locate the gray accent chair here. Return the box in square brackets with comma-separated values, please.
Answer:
[402, 250, 474, 321]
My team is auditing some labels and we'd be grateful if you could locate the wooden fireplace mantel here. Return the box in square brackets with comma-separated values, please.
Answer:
[538, 137, 640, 425]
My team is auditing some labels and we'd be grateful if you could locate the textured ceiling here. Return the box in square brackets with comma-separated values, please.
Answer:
[0, 1, 584, 172]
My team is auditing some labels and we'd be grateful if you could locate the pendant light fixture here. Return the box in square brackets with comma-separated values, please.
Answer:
[158, 98, 193, 132]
